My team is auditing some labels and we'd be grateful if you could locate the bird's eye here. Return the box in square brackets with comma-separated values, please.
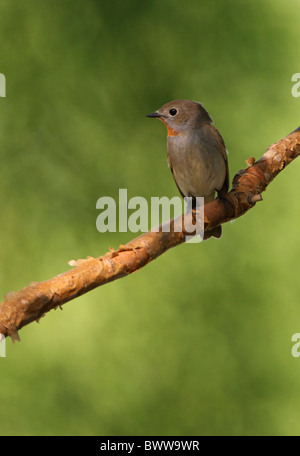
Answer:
[169, 108, 177, 116]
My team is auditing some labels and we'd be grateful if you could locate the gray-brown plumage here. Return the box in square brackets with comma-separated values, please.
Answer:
[147, 99, 229, 238]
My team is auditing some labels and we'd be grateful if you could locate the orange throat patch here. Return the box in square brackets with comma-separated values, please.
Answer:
[159, 118, 180, 137]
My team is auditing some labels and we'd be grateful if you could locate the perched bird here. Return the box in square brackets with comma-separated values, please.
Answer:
[147, 99, 229, 238]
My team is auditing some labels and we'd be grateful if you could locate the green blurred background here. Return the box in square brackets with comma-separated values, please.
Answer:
[0, 0, 299, 436]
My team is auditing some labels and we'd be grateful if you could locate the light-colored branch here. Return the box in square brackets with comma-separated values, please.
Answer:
[1, 127, 300, 341]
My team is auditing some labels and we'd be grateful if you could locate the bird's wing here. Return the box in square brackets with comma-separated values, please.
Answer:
[211, 126, 229, 196]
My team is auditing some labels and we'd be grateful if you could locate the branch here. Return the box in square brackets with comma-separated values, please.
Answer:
[1, 127, 300, 341]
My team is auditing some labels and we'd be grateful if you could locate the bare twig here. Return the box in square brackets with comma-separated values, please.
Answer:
[0, 127, 299, 341]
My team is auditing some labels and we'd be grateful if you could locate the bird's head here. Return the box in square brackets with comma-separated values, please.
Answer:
[147, 99, 213, 136]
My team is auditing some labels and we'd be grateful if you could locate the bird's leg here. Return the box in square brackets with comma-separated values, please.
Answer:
[191, 197, 198, 225]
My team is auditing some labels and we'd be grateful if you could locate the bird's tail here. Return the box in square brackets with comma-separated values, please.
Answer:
[203, 193, 222, 239]
[210, 225, 222, 238]
[192, 194, 223, 239]
[203, 225, 222, 239]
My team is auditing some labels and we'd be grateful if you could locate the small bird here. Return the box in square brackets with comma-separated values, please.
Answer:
[147, 99, 229, 238]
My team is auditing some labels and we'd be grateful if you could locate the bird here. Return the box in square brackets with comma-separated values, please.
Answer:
[147, 99, 229, 238]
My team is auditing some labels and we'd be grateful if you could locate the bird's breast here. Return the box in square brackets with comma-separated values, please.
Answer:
[167, 132, 226, 198]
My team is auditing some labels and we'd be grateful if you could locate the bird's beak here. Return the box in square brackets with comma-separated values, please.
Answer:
[146, 111, 162, 118]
